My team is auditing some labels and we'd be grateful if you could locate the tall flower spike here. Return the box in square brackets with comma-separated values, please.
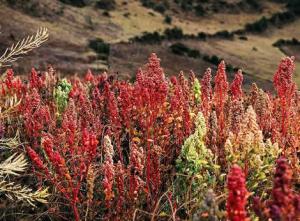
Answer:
[201, 68, 213, 118]
[268, 157, 300, 220]
[129, 143, 144, 201]
[206, 111, 218, 155]
[273, 56, 296, 141]
[85, 69, 94, 83]
[214, 61, 229, 98]
[102, 136, 115, 206]
[273, 56, 296, 99]
[213, 61, 229, 137]
[29, 68, 44, 89]
[26, 146, 47, 173]
[230, 69, 243, 100]
[146, 53, 165, 79]
[226, 164, 249, 221]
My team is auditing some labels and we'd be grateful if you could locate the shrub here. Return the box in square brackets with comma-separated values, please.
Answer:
[287, 0, 300, 13]
[197, 32, 207, 40]
[170, 43, 201, 58]
[95, 0, 116, 10]
[88, 38, 110, 58]
[140, 0, 169, 14]
[239, 36, 248, 40]
[153, 2, 167, 13]
[210, 55, 221, 65]
[6, 0, 45, 17]
[214, 30, 234, 39]
[164, 15, 172, 24]
[245, 16, 268, 32]
[164, 27, 184, 40]
[195, 4, 205, 16]
[132, 31, 162, 44]
[273, 38, 300, 47]
[170, 43, 190, 55]
[59, 0, 86, 7]
[187, 49, 201, 58]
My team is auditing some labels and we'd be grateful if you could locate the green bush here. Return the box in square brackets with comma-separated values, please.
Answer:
[214, 30, 234, 39]
[269, 11, 296, 26]
[273, 38, 300, 47]
[245, 16, 268, 32]
[210, 55, 221, 65]
[170, 43, 189, 55]
[59, 0, 86, 7]
[132, 31, 162, 44]
[164, 27, 184, 40]
[89, 38, 110, 59]
[153, 2, 167, 13]
[197, 32, 207, 40]
[170, 43, 201, 58]
[287, 0, 300, 13]
[188, 49, 201, 58]
[6, 0, 44, 17]
[164, 15, 172, 24]
[239, 36, 248, 41]
[140, 0, 169, 14]
[195, 4, 205, 16]
[95, 0, 116, 10]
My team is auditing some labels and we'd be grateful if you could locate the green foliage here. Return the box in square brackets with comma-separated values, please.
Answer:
[59, 0, 86, 7]
[164, 27, 184, 40]
[170, 43, 201, 58]
[188, 49, 201, 58]
[164, 15, 172, 24]
[225, 106, 281, 198]
[132, 31, 162, 44]
[273, 38, 300, 47]
[95, 0, 116, 10]
[170, 43, 190, 56]
[214, 30, 234, 39]
[245, 16, 268, 32]
[140, 0, 169, 14]
[89, 38, 110, 60]
[193, 78, 201, 104]
[287, 0, 300, 13]
[174, 0, 207, 16]
[195, 4, 205, 16]
[175, 112, 220, 214]
[54, 79, 72, 114]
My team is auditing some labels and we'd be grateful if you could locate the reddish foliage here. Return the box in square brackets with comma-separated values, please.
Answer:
[230, 70, 244, 101]
[213, 61, 229, 138]
[1, 69, 24, 96]
[273, 56, 297, 146]
[201, 68, 213, 118]
[254, 157, 300, 220]
[226, 164, 249, 221]
[102, 136, 115, 207]
[8, 53, 299, 220]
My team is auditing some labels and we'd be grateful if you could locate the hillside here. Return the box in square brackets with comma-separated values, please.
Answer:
[0, 0, 299, 89]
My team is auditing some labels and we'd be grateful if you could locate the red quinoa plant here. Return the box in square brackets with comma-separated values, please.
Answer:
[226, 164, 249, 221]
[253, 157, 300, 220]
[2, 53, 300, 220]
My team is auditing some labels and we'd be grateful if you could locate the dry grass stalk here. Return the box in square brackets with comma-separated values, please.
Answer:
[0, 27, 49, 68]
